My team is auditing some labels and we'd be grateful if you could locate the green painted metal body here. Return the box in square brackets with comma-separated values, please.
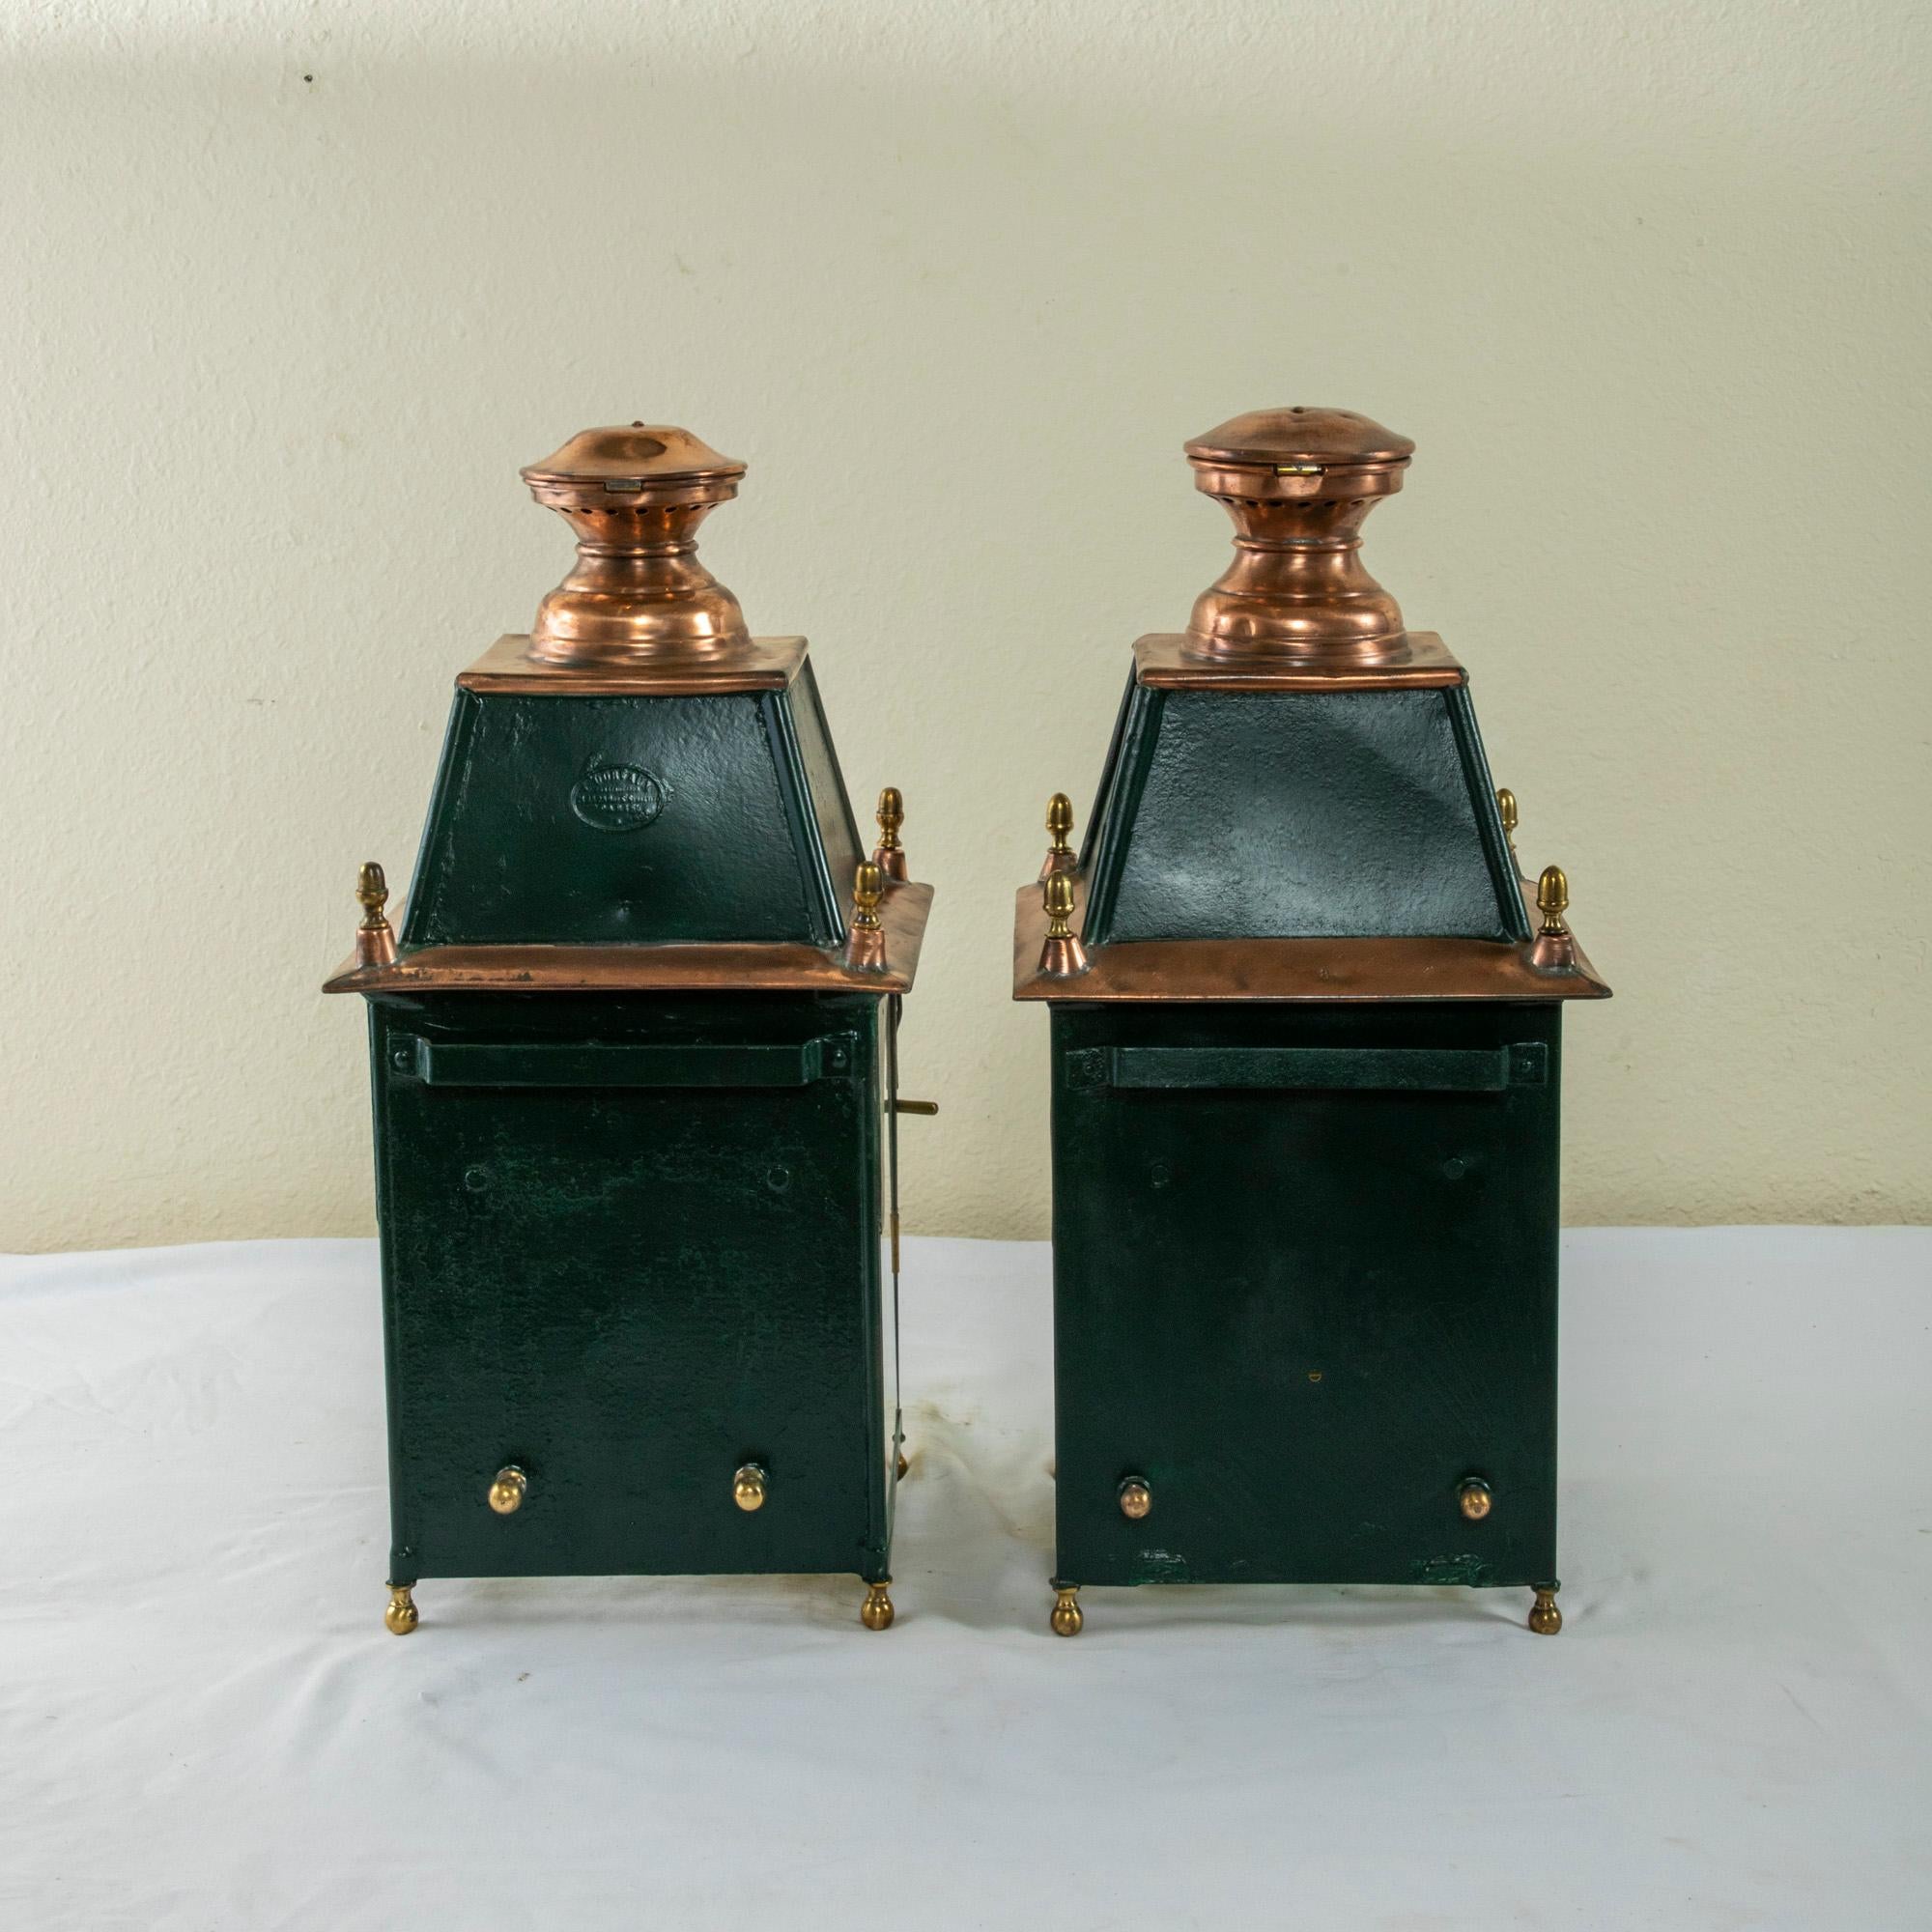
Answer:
[370, 990, 897, 1589]
[1045, 669, 1572, 1601]
[356, 667, 902, 1593]
[1050, 998, 1557, 1590]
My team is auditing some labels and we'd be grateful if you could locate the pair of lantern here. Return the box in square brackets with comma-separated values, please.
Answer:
[325, 411, 1606, 1639]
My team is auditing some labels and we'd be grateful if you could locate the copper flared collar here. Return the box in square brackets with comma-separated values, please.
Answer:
[458, 634, 809, 696]
[1009, 877, 1609, 1004]
[1182, 406, 1415, 668]
[327, 884, 933, 998]
[518, 422, 756, 670]
[1133, 631, 1464, 692]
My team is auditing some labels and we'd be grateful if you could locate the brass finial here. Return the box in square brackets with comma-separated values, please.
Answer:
[1046, 792, 1073, 858]
[1536, 864, 1569, 936]
[873, 786, 907, 882]
[845, 860, 888, 970]
[354, 861, 397, 968]
[1043, 870, 1075, 940]
[1529, 864, 1577, 973]
[356, 862, 387, 926]
[1037, 869, 1089, 978]
[1040, 792, 1075, 879]
[1496, 787, 1519, 857]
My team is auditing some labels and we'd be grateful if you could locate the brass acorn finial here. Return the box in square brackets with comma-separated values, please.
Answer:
[1043, 869, 1076, 939]
[1536, 864, 1569, 937]
[1040, 792, 1075, 881]
[1046, 792, 1073, 860]
[1037, 870, 1088, 975]
[845, 860, 888, 971]
[1496, 787, 1519, 856]
[873, 786, 907, 882]
[354, 861, 396, 968]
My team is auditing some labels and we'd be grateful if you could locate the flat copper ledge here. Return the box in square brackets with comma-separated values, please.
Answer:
[456, 634, 809, 695]
[326, 883, 932, 997]
[1132, 630, 1465, 691]
[1010, 882, 1608, 1003]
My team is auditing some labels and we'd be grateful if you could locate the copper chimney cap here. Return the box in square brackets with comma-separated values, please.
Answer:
[1186, 407, 1414, 470]
[521, 422, 751, 666]
[1183, 407, 1414, 664]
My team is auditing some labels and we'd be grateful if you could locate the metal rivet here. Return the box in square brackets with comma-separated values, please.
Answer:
[1150, 1159, 1172, 1188]
[1443, 1155, 1468, 1180]
[766, 1165, 791, 1194]
[464, 1166, 489, 1192]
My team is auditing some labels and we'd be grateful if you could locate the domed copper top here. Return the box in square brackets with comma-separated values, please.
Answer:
[1182, 406, 1414, 469]
[521, 423, 745, 494]
[520, 422, 751, 665]
[1185, 407, 1414, 469]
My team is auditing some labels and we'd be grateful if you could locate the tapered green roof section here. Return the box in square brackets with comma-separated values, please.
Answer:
[1079, 677, 1529, 946]
[400, 663, 865, 950]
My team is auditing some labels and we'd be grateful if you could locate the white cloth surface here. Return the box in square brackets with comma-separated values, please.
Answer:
[4, 1229, 1928, 1929]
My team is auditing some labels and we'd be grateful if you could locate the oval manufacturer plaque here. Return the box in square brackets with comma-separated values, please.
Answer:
[570, 758, 668, 832]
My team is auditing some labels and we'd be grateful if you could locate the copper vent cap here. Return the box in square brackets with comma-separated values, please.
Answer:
[1185, 406, 1414, 471]
[521, 422, 751, 667]
[1183, 407, 1414, 664]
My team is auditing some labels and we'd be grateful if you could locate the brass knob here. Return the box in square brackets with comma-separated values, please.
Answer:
[733, 1463, 768, 1512]
[1458, 1478, 1492, 1521]
[1118, 1477, 1152, 1520]
[487, 1466, 527, 1515]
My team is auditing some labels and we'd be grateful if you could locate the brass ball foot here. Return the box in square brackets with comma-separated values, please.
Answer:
[861, 1580, 895, 1631]
[384, 1585, 418, 1635]
[895, 1451, 909, 1480]
[1528, 1586, 1562, 1635]
[1050, 1585, 1083, 1637]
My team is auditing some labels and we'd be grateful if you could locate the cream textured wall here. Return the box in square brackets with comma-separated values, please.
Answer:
[2, 0, 1926, 1252]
